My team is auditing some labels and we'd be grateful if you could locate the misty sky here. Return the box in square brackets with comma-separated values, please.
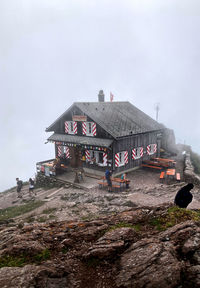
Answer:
[1, 0, 200, 192]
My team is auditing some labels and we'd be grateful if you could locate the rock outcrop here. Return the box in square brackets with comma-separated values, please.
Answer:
[1, 204, 200, 287]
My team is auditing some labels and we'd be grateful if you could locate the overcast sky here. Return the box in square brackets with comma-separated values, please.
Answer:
[0, 0, 200, 192]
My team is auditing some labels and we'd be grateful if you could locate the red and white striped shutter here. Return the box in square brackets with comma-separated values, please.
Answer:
[115, 153, 120, 167]
[82, 122, 87, 135]
[64, 146, 70, 159]
[124, 151, 128, 164]
[73, 121, 77, 134]
[57, 145, 62, 157]
[65, 121, 69, 133]
[147, 145, 150, 155]
[92, 122, 97, 136]
[103, 153, 107, 166]
[140, 147, 144, 157]
[153, 144, 157, 153]
[85, 150, 91, 161]
[132, 149, 136, 160]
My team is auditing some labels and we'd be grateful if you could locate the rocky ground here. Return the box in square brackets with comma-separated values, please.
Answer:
[1, 155, 200, 287]
[1, 204, 200, 287]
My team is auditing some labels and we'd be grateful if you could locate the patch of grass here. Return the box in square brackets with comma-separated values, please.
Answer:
[42, 207, 57, 214]
[109, 222, 141, 231]
[48, 214, 56, 220]
[0, 255, 26, 268]
[33, 248, 51, 263]
[37, 216, 47, 223]
[24, 215, 35, 223]
[149, 206, 200, 231]
[61, 247, 69, 254]
[0, 201, 45, 222]
[0, 249, 51, 268]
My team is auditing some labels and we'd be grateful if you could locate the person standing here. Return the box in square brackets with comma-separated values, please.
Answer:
[29, 178, 35, 198]
[16, 178, 23, 198]
[174, 183, 194, 208]
[105, 169, 112, 192]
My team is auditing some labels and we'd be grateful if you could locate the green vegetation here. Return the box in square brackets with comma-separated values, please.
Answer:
[61, 247, 69, 254]
[42, 207, 57, 214]
[109, 222, 141, 231]
[33, 248, 51, 262]
[0, 201, 45, 222]
[149, 206, 200, 231]
[24, 215, 36, 223]
[37, 216, 47, 223]
[0, 248, 51, 268]
[190, 151, 200, 175]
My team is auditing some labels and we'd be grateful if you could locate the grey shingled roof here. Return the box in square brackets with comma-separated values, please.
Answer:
[75, 102, 162, 138]
[48, 133, 113, 148]
[46, 101, 163, 138]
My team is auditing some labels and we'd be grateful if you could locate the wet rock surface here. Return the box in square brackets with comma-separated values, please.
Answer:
[1, 204, 200, 287]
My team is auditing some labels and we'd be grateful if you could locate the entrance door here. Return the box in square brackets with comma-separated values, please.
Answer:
[70, 147, 82, 168]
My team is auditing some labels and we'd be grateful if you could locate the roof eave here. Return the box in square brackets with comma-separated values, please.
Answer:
[45, 103, 76, 132]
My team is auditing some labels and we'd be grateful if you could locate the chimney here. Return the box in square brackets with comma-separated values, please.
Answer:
[98, 90, 105, 102]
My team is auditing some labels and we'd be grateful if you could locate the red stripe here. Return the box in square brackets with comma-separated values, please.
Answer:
[115, 153, 119, 167]
[82, 122, 86, 135]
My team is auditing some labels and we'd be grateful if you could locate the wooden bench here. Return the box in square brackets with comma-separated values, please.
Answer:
[160, 171, 165, 182]
[112, 184, 121, 191]
[98, 182, 108, 189]
[176, 173, 181, 182]
[142, 164, 162, 170]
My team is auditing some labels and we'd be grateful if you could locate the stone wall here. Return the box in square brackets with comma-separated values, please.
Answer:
[184, 153, 200, 186]
[36, 173, 63, 189]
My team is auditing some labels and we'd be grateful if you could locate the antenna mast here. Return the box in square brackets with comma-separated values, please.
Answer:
[154, 103, 160, 122]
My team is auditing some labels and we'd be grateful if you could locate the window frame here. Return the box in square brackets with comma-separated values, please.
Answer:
[67, 121, 75, 135]
[148, 144, 156, 155]
[132, 147, 143, 160]
[85, 122, 94, 136]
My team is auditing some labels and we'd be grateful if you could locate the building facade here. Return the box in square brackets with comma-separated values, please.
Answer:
[46, 91, 164, 174]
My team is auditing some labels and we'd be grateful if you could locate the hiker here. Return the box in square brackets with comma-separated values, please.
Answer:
[16, 178, 23, 198]
[29, 178, 35, 198]
[121, 173, 126, 180]
[174, 183, 194, 208]
[105, 169, 112, 192]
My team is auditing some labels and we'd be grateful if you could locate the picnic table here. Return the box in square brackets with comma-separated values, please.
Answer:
[98, 176, 130, 191]
[152, 158, 176, 167]
[166, 168, 176, 181]
[166, 168, 176, 176]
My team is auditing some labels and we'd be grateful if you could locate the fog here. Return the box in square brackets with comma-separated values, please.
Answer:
[1, 0, 200, 192]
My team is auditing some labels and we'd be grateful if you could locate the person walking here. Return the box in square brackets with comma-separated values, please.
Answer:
[16, 178, 23, 198]
[174, 183, 194, 208]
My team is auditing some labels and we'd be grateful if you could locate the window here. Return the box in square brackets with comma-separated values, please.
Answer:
[88, 151, 105, 166]
[119, 152, 123, 164]
[88, 123, 92, 134]
[65, 121, 77, 135]
[147, 144, 157, 155]
[99, 152, 103, 164]
[132, 147, 143, 160]
[70, 122, 73, 132]
[83, 122, 96, 136]
[115, 151, 128, 167]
